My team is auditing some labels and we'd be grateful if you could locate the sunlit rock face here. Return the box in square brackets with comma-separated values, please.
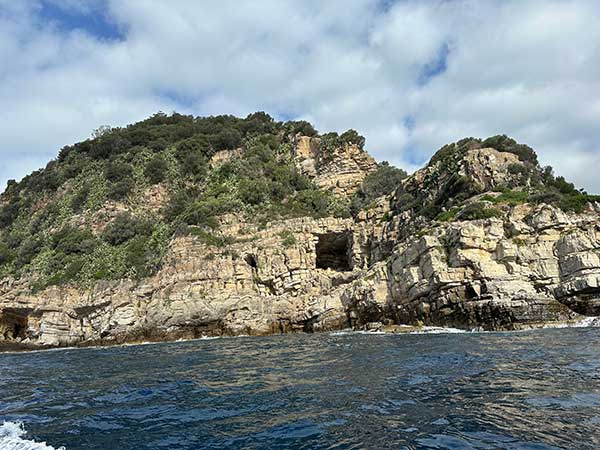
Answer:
[293, 136, 378, 197]
[1, 136, 599, 348]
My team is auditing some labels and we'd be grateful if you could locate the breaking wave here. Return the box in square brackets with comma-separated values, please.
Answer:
[330, 326, 468, 336]
[330, 317, 599, 337]
[0, 422, 65, 450]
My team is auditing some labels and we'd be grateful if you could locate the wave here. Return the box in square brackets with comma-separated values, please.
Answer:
[541, 316, 600, 329]
[577, 316, 600, 327]
[0, 422, 65, 450]
[329, 318, 600, 337]
[330, 326, 467, 336]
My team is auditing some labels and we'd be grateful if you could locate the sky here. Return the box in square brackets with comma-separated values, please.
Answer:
[1, 0, 600, 192]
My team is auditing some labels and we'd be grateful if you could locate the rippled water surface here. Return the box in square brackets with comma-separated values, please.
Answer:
[1, 328, 599, 449]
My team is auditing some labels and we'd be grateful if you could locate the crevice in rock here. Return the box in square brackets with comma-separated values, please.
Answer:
[465, 284, 479, 300]
[255, 278, 277, 295]
[244, 253, 258, 269]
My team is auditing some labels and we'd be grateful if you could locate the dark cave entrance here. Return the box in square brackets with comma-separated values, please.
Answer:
[244, 253, 258, 269]
[0, 309, 29, 340]
[315, 231, 352, 271]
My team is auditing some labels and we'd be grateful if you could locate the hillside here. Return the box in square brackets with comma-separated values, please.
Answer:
[0, 112, 405, 290]
[1, 112, 599, 347]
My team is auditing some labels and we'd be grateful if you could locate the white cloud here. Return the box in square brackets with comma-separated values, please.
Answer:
[1, 0, 600, 192]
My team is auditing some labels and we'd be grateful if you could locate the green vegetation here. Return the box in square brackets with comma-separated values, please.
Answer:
[403, 136, 599, 222]
[144, 155, 168, 184]
[459, 203, 503, 220]
[480, 189, 529, 206]
[0, 111, 364, 288]
[436, 208, 459, 222]
[350, 162, 407, 215]
[184, 227, 235, 247]
[430, 135, 538, 166]
[279, 230, 297, 248]
[481, 135, 538, 165]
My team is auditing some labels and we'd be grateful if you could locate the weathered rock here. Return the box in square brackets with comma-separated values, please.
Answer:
[1, 140, 599, 348]
[343, 204, 598, 331]
[0, 217, 367, 346]
[293, 136, 378, 197]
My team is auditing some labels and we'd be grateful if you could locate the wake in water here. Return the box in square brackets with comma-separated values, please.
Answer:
[0, 422, 65, 450]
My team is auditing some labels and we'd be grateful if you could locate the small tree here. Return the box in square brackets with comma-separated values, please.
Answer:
[145, 156, 168, 184]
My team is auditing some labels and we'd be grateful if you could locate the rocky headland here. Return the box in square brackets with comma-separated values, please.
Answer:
[1, 113, 599, 349]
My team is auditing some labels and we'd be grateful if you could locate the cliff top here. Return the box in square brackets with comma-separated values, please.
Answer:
[392, 135, 599, 223]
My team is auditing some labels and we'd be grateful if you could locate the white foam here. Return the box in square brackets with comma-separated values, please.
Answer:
[0, 422, 65, 450]
[575, 316, 599, 327]
[541, 316, 600, 329]
[330, 326, 468, 336]
[416, 326, 467, 334]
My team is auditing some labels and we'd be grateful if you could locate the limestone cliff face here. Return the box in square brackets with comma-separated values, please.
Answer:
[293, 136, 378, 196]
[0, 216, 369, 345]
[342, 146, 600, 330]
[1, 142, 599, 348]
[343, 203, 600, 330]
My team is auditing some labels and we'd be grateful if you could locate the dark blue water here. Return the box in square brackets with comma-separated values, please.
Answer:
[1, 328, 599, 450]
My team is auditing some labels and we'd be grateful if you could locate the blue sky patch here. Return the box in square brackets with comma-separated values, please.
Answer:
[418, 42, 450, 86]
[38, 0, 125, 41]
[403, 115, 416, 132]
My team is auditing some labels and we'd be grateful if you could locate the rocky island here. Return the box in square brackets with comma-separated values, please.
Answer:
[1, 112, 599, 349]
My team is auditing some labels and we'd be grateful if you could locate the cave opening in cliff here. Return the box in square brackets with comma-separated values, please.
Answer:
[244, 254, 258, 269]
[0, 309, 29, 340]
[315, 232, 352, 271]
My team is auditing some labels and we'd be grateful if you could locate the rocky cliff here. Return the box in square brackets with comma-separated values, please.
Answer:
[1, 116, 599, 348]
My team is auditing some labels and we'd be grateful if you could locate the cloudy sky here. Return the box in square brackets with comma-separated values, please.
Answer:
[1, 0, 600, 192]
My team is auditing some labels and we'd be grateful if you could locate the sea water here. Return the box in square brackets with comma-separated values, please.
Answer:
[1, 327, 599, 449]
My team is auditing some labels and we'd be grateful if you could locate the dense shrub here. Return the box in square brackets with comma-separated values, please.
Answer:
[480, 189, 529, 206]
[102, 213, 153, 245]
[340, 129, 366, 149]
[0, 201, 21, 227]
[52, 226, 97, 255]
[15, 239, 41, 268]
[176, 136, 211, 160]
[71, 185, 91, 211]
[459, 202, 503, 220]
[0, 240, 13, 265]
[108, 179, 134, 201]
[105, 161, 133, 182]
[557, 194, 600, 213]
[163, 190, 192, 222]
[211, 128, 242, 151]
[351, 162, 407, 215]
[145, 156, 168, 184]
[285, 120, 317, 137]
[185, 228, 235, 247]
[240, 112, 277, 136]
[181, 152, 207, 178]
[436, 208, 459, 222]
[319, 130, 366, 154]
[89, 134, 130, 159]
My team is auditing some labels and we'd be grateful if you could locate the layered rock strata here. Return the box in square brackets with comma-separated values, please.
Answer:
[1, 142, 599, 348]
